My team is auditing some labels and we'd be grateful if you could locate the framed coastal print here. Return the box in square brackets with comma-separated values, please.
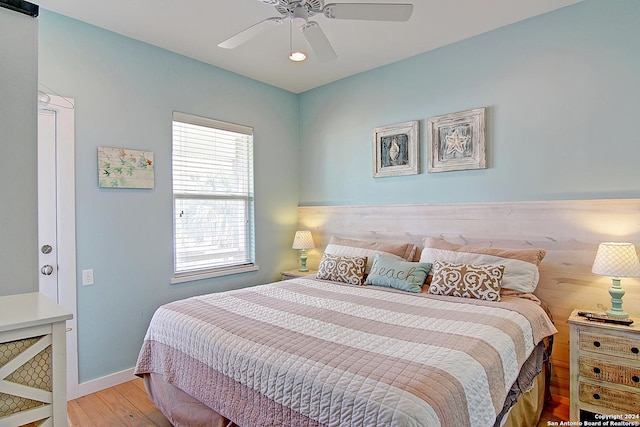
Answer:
[427, 108, 486, 173]
[372, 120, 419, 178]
[98, 146, 154, 188]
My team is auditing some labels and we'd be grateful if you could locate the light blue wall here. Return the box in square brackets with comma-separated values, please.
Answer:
[38, 11, 300, 382]
[298, 0, 640, 206]
[37, 0, 640, 384]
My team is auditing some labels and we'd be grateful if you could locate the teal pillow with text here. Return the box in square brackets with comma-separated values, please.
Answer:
[365, 253, 432, 293]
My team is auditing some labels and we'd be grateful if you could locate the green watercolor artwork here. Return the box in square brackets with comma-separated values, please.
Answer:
[98, 146, 154, 189]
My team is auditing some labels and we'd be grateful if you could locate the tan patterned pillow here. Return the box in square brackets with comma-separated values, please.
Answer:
[316, 253, 367, 285]
[429, 261, 504, 301]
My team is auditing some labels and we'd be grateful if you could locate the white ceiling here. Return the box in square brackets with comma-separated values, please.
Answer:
[36, 0, 583, 93]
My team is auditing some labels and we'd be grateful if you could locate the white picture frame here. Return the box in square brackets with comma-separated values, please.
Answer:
[372, 120, 419, 178]
[427, 108, 486, 173]
[98, 146, 154, 188]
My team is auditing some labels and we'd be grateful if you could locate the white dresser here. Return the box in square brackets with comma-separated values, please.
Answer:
[0, 292, 72, 427]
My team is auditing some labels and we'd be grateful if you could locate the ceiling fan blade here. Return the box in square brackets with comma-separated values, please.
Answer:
[301, 21, 337, 62]
[323, 3, 413, 21]
[218, 17, 283, 49]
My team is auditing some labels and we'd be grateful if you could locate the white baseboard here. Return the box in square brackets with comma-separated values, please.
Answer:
[75, 368, 138, 398]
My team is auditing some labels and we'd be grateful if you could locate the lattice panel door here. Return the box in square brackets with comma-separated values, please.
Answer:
[0, 335, 54, 427]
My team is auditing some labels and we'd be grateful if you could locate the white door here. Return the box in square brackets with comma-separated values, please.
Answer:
[38, 109, 58, 301]
[38, 92, 80, 400]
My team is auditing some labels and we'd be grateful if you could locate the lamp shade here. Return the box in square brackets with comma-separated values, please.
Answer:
[592, 242, 640, 278]
[292, 231, 315, 250]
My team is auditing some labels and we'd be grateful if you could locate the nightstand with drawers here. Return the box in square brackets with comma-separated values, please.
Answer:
[569, 309, 640, 423]
[281, 269, 317, 281]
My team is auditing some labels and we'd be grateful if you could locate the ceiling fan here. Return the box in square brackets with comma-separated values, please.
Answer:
[218, 1, 414, 62]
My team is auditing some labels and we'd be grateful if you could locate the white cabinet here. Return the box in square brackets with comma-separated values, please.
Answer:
[0, 293, 72, 427]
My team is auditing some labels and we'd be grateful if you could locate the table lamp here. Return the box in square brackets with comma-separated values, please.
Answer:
[292, 231, 314, 272]
[591, 242, 640, 319]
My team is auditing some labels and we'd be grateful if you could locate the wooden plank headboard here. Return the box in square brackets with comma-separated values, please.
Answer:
[298, 198, 640, 399]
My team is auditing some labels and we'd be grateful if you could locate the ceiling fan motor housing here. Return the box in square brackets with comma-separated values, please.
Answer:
[291, 4, 309, 26]
[275, 0, 324, 18]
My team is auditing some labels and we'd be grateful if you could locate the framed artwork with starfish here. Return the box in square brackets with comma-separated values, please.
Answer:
[427, 107, 486, 173]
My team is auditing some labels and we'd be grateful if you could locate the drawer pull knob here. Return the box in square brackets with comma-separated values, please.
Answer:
[633, 375, 639, 383]
[593, 393, 601, 400]
[593, 367, 601, 374]
[632, 347, 639, 354]
[593, 341, 601, 348]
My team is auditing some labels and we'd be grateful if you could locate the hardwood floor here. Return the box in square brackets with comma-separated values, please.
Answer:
[538, 395, 571, 426]
[68, 379, 570, 426]
[67, 379, 171, 427]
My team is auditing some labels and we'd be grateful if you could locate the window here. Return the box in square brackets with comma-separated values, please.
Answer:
[171, 112, 256, 282]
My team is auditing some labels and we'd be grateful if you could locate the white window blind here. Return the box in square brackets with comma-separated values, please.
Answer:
[172, 112, 255, 279]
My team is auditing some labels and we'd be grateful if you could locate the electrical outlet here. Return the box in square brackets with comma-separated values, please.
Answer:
[82, 269, 94, 286]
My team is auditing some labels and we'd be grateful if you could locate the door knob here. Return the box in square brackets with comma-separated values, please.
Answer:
[41, 264, 54, 275]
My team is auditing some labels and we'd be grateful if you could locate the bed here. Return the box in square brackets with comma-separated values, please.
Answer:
[135, 237, 557, 427]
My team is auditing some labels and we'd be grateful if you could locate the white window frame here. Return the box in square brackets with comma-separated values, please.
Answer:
[171, 112, 257, 284]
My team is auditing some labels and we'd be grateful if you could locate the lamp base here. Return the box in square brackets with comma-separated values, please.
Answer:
[298, 249, 309, 272]
[606, 308, 629, 319]
[607, 278, 629, 319]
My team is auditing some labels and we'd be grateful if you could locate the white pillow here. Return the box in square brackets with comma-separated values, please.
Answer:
[324, 236, 417, 274]
[420, 237, 546, 293]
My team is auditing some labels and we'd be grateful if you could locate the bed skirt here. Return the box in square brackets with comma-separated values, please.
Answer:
[142, 365, 549, 427]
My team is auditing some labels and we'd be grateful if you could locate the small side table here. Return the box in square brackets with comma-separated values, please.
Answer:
[281, 269, 317, 281]
[568, 309, 640, 422]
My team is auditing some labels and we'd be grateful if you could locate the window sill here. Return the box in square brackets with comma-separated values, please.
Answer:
[171, 264, 259, 284]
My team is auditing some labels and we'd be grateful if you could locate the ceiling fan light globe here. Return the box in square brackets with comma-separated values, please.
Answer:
[289, 51, 307, 61]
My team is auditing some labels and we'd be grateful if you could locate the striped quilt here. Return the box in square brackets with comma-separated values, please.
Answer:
[135, 278, 557, 427]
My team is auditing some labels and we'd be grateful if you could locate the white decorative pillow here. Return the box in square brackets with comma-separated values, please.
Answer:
[324, 236, 417, 274]
[420, 237, 546, 293]
[429, 261, 504, 301]
[316, 253, 367, 285]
